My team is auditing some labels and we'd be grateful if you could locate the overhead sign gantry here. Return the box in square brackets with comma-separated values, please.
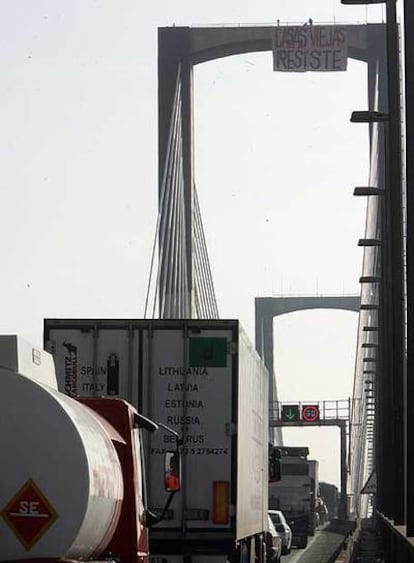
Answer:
[272, 400, 351, 519]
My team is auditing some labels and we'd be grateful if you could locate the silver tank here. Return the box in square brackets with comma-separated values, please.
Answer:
[0, 336, 124, 561]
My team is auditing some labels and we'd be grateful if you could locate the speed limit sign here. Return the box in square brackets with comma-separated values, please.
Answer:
[302, 405, 320, 422]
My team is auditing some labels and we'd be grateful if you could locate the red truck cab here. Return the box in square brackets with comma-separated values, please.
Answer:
[79, 398, 155, 563]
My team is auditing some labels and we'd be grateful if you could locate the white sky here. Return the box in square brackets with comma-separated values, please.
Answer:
[0, 1, 385, 486]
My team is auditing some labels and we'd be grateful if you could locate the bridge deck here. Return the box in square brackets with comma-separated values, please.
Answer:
[293, 520, 356, 563]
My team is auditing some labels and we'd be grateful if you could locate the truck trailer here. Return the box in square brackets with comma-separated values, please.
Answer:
[0, 335, 178, 563]
[308, 459, 320, 531]
[319, 482, 339, 521]
[44, 318, 270, 563]
[268, 446, 315, 549]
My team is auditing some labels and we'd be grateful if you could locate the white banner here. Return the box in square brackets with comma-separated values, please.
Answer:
[273, 25, 348, 72]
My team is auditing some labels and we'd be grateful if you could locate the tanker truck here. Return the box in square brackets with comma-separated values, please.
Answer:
[44, 318, 269, 563]
[0, 334, 180, 563]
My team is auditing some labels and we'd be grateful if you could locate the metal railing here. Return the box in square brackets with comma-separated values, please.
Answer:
[377, 513, 414, 562]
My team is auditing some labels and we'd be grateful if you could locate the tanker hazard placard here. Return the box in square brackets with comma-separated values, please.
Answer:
[1, 479, 58, 549]
[273, 25, 348, 72]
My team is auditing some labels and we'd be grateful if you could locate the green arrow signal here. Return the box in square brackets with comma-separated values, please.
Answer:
[281, 405, 300, 421]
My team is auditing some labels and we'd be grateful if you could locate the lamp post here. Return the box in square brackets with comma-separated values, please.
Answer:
[341, 0, 385, 3]
[404, 0, 414, 537]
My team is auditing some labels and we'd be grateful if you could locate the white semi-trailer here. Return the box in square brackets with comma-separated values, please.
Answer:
[44, 319, 269, 563]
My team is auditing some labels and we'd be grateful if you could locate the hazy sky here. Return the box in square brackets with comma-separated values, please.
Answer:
[0, 1, 385, 485]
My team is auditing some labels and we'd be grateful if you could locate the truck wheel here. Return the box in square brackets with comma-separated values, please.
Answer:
[296, 536, 308, 549]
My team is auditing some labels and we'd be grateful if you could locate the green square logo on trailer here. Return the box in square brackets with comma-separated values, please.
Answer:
[189, 337, 227, 367]
[281, 404, 300, 422]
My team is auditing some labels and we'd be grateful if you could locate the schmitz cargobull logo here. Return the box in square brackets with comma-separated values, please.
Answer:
[63, 340, 78, 396]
